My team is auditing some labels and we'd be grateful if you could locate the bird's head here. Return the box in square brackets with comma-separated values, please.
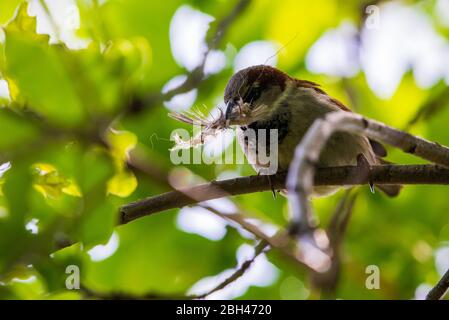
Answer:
[223, 65, 289, 125]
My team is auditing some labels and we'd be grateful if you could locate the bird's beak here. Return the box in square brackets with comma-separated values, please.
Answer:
[225, 100, 239, 124]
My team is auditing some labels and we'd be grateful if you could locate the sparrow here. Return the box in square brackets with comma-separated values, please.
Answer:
[224, 65, 401, 197]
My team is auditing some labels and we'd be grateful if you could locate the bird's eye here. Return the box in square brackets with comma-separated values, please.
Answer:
[244, 86, 262, 103]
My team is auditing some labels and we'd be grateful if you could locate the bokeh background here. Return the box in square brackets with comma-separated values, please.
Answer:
[1, 0, 449, 300]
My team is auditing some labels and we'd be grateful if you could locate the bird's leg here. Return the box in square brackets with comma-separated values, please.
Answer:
[356, 153, 374, 193]
[267, 174, 276, 199]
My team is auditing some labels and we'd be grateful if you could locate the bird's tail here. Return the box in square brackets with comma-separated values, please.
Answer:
[376, 184, 402, 197]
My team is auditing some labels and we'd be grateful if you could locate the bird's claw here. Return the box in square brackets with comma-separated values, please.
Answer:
[356, 154, 375, 194]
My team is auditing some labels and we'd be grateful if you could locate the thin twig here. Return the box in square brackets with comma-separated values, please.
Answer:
[327, 191, 358, 247]
[82, 241, 268, 300]
[405, 88, 449, 131]
[128, 0, 251, 113]
[206, 0, 251, 50]
[193, 240, 268, 299]
[201, 205, 328, 272]
[81, 285, 189, 300]
[201, 205, 277, 244]
[426, 268, 449, 300]
[311, 191, 358, 298]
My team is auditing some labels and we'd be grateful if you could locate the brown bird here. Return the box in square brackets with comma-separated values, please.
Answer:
[224, 65, 401, 197]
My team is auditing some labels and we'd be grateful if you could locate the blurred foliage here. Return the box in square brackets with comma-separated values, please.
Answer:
[0, 0, 448, 300]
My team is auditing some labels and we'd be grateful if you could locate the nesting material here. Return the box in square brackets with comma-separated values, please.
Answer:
[169, 103, 270, 151]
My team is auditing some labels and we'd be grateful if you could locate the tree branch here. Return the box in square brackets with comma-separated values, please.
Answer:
[426, 268, 449, 300]
[117, 113, 449, 293]
[120, 164, 449, 224]
[286, 112, 449, 235]
[284, 112, 449, 280]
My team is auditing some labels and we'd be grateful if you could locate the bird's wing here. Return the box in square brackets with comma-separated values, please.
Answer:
[320, 88, 389, 158]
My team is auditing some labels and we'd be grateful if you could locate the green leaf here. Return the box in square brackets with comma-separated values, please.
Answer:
[3, 3, 49, 43]
[0, 0, 23, 26]
[76, 148, 114, 195]
[266, 0, 340, 69]
[105, 129, 138, 197]
[99, 0, 182, 88]
[80, 199, 117, 247]
[4, 34, 86, 127]
[0, 108, 39, 151]
[75, 148, 115, 246]
[107, 170, 137, 198]
[223, 0, 275, 49]
[2, 160, 31, 224]
[68, 44, 128, 116]
[107, 129, 137, 161]
[84, 214, 243, 294]
[0, 159, 33, 274]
